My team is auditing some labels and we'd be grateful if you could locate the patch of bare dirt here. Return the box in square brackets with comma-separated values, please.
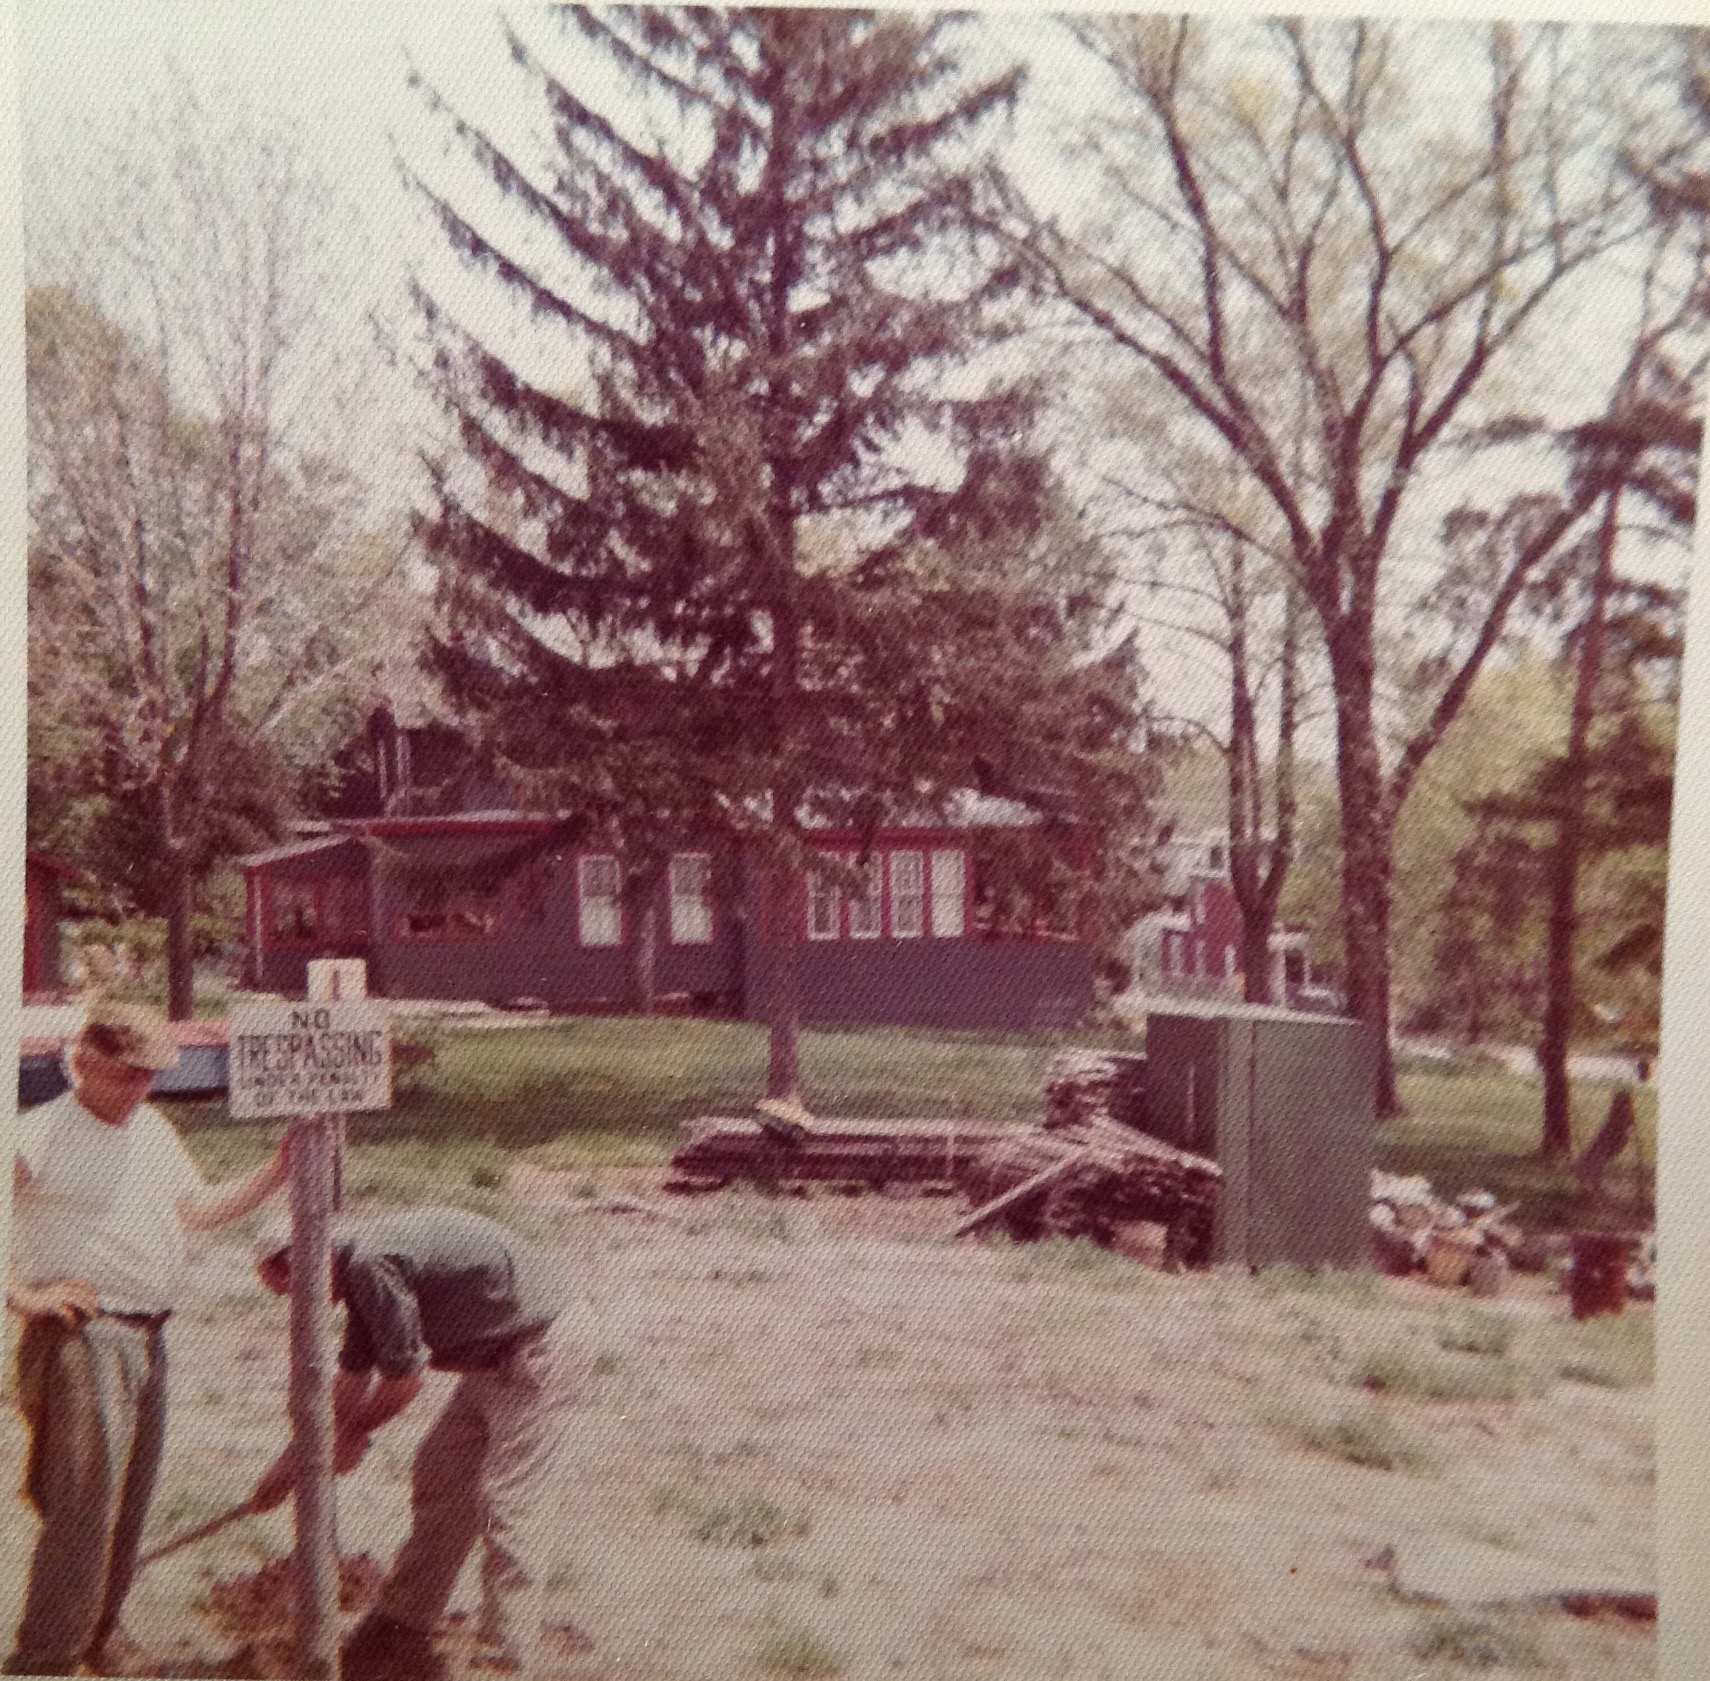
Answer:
[0, 1172, 1655, 1680]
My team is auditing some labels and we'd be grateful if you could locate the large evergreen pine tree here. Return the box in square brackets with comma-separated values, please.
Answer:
[407, 8, 1148, 1095]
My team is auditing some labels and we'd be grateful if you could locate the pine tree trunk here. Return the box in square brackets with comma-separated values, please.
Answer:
[624, 862, 665, 1016]
[1331, 630, 1399, 1114]
[1538, 490, 1621, 1163]
[629, 901, 658, 1017]
[765, 862, 802, 1102]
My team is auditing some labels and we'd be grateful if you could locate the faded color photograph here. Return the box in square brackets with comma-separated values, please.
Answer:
[9, 5, 1708, 1679]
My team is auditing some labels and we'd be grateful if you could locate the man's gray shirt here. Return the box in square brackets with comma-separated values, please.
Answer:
[333, 1208, 567, 1379]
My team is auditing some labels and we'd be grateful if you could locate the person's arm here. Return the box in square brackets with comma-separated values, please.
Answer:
[8, 1147, 97, 1324]
[333, 1367, 425, 1466]
[250, 1367, 424, 1510]
[177, 1135, 290, 1234]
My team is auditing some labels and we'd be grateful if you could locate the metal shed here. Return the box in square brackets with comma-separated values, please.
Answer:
[1143, 1002, 1378, 1269]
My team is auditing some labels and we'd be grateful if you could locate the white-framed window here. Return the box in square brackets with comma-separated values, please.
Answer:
[578, 854, 622, 946]
[929, 849, 965, 938]
[847, 855, 881, 939]
[668, 853, 714, 945]
[889, 851, 925, 939]
[807, 853, 841, 940]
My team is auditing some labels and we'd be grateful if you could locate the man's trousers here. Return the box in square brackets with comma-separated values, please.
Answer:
[376, 1323, 575, 1669]
[5, 1316, 168, 1676]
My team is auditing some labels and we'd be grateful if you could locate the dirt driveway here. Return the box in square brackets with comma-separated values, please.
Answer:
[0, 1174, 1653, 1680]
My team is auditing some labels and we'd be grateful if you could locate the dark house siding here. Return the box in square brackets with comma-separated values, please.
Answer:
[355, 833, 743, 1009]
[246, 838, 373, 995]
[742, 936, 1093, 1033]
[241, 817, 1096, 1031]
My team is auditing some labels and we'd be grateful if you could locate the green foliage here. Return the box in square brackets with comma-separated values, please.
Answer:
[409, 12, 1156, 1081]
[755, 1627, 842, 1678]
[26, 266, 399, 1005]
[164, 1021, 1651, 1239]
[1262, 1400, 1431, 1472]
[1407, 1610, 1543, 1670]
[1437, 1309, 1516, 1358]
[650, 1484, 809, 1548]
[1380, 655, 1568, 1039]
[1350, 1345, 1533, 1403]
[1380, 1068, 1654, 1232]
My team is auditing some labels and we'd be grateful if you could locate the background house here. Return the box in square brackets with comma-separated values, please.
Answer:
[1123, 829, 1331, 1012]
[241, 794, 1095, 1031]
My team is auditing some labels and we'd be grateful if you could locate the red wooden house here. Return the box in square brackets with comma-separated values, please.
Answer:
[239, 801, 1095, 1032]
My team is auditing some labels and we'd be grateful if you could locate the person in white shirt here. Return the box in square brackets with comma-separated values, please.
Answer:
[5, 1000, 292, 1677]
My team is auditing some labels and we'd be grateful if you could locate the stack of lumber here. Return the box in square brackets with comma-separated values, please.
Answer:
[952, 1110, 1222, 1268]
[1043, 1047, 1148, 1132]
[669, 1114, 1014, 1192]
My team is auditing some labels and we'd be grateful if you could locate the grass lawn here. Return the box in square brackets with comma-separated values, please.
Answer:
[1383, 1060, 1655, 1233]
[163, 1017, 1654, 1233]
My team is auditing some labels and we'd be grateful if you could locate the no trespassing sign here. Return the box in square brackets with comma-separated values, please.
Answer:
[227, 1000, 393, 1119]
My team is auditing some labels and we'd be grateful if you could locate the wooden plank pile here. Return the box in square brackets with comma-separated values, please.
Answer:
[1044, 1047, 1148, 1131]
[668, 1113, 1014, 1193]
[952, 1110, 1222, 1268]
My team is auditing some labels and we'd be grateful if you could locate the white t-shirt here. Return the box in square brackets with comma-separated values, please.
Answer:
[11, 1092, 204, 1314]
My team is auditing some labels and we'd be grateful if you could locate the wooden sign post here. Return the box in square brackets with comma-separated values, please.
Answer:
[230, 990, 390, 1681]
[288, 1112, 339, 1679]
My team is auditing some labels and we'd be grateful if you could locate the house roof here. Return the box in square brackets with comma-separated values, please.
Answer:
[338, 811, 565, 839]
[941, 791, 1045, 829]
[237, 835, 365, 870]
[283, 800, 1035, 845]
[799, 791, 1044, 831]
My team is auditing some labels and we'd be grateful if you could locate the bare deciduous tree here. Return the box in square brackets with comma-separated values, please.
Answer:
[28, 85, 403, 1017]
[1011, 18, 1702, 1108]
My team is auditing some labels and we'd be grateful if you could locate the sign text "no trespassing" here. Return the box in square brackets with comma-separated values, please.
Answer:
[227, 1001, 393, 1118]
